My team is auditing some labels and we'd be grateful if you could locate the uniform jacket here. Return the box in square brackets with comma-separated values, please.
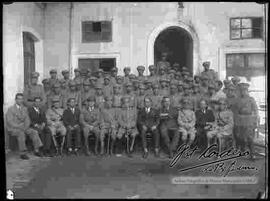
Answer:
[112, 94, 122, 108]
[178, 109, 196, 129]
[103, 85, 113, 98]
[136, 95, 146, 110]
[95, 95, 105, 109]
[63, 107, 81, 127]
[100, 107, 118, 128]
[48, 93, 65, 109]
[216, 110, 234, 134]
[6, 104, 30, 131]
[23, 84, 46, 107]
[118, 107, 137, 129]
[46, 107, 64, 126]
[151, 94, 163, 110]
[137, 107, 160, 128]
[80, 107, 100, 127]
[169, 94, 182, 109]
[200, 69, 218, 81]
[28, 106, 46, 128]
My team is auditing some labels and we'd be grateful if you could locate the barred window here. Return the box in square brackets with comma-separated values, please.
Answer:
[82, 21, 112, 43]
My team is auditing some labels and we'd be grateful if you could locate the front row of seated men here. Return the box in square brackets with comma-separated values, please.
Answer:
[6, 88, 254, 160]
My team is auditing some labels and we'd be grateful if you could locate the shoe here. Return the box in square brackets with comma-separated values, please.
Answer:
[74, 148, 79, 156]
[143, 151, 148, 159]
[20, 154, 29, 160]
[34, 151, 43, 157]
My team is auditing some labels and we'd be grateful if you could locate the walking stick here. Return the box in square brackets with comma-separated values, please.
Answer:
[52, 135, 58, 154]
[60, 135, 65, 156]
[107, 128, 111, 155]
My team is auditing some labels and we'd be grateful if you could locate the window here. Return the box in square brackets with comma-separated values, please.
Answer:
[226, 53, 265, 79]
[82, 21, 112, 43]
[230, 17, 263, 39]
[23, 32, 36, 86]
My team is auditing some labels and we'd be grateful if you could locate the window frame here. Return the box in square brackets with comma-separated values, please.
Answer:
[229, 17, 263, 40]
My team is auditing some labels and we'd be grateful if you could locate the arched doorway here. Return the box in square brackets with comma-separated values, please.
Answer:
[154, 26, 193, 73]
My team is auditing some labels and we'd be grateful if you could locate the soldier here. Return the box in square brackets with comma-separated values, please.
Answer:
[95, 83, 105, 109]
[137, 65, 147, 82]
[172, 63, 180, 72]
[178, 98, 196, 146]
[159, 78, 169, 97]
[233, 83, 259, 160]
[48, 69, 59, 89]
[80, 80, 94, 109]
[151, 83, 163, 110]
[100, 96, 119, 156]
[123, 66, 131, 85]
[6, 93, 43, 159]
[46, 97, 66, 156]
[211, 80, 227, 101]
[199, 75, 209, 96]
[80, 96, 101, 155]
[169, 83, 181, 110]
[103, 75, 114, 98]
[110, 67, 118, 86]
[168, 69, 176, 81]
[136, 83, 146, 111]
[73, 68, 82, 83]
[206, 98, 234, 151]
[231, 76, 241, 98]
[177, 81, 184, 95]
[116, 75, 124, 94]
[23, 72, 46, 108]
[96, 69, 104, 86]
[200, 61, 218, 81]
[60, 70, 71, 93]
[206, 83, 219, 111]
[156, 52, 170, 74]
[42, 78, 51, 110]
[112, 84, 123, 112]
[223, 79, 232, 96]
[145, 80, 153, 96]
[117, 96, 139, 157]
[159, 96, 179, 158]
[194, 75, 201, 85]
[63, 98, 81, 156]
[158, 66, 168, 83]
[125, 82, 137, 109]
[75, 78, 83, 93]
[63, 80, 81, 110]
[226, 84, 237, 110]
[192, 83, 202, 111]
[47, 82, 65, 109]
[175, 71, 182, 81]
[181, 84, 196, 111]
[132, 79, 140, 96]
[182, 71, 190, 83]
[89, 76, 98, 94]
[147, 65, 158, 84]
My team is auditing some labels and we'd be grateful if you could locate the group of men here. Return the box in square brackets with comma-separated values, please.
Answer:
[6, 57, 259, 160]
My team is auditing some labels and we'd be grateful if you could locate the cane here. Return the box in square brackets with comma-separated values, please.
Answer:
[52, 135, 58, 154]
[107, 128, 111, 155]
[60, 135, 65, 156]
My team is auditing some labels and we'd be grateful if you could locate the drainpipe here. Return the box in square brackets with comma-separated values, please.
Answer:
[68, 2, 73, 78]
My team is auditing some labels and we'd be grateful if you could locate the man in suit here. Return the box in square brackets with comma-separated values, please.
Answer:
[80, 96, 101, 156]
[159, 96, 180, 158]
[6, 93, 43, 159]
[137, 96, 160, 158]
[28, 96, 51, 157]
[63, 98, 81, 155]
[195, 98, 215, 151]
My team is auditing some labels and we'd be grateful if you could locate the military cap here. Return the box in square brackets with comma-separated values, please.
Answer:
[61, 70, 69, 75]
[194, 75, 201, 80]
[113, 84, 121, 89]
[132, 79, 139, 83]
[116, 75, 123, 80]
[104, 96, 113, 101]
[69, 80, 76, 86]
[125, 82, 133, 87]
[183, 84, 190, 89]
[182, 98, 190, 104]
[145, 79, 152, 84]
[201, 75, 209, 80]
[176, 71, 182, 76]
[87, 96, 95, 102]
[192, 83, 200, 88]
[202, 61, 210, 67]
[97, 69, 104, 73]
[227, 84, 236, 90]
[137, 65, 145, 71]
[52, 97, 60, 103]
[59, 79, 66, 84]
[182, 71, 190, 76]
[89, 76, 97, 81]
[231, 76, 240, 83]
[182, 66, 188, 71]
[123, 66, 131, 71]
[170, 83, 177, 88]
[238, 82, 250, 90]
[159, 77, 167, 83]
[95, 83, 103, 89]
[168, 69, 176, 74]
[42, 78, 49, 84]
[208, 83, 216, 89]
[187, 77, 194, 82]
[104, 75, 110, 80]
[31, 72, 40, 78]
[172, 63, 180, 67]
[148, 65, 155, 70]
[152, 83, 159, 89]
[83, 80, 91, 86]
[223, 79, 231, 84]
[138, 84, 145, 89]
[111, 67, 118, 72]
[52, 82, 61, 88]
[177, 81, 184, 86]
[74, 68, 81, 73]
[49, 69, 57, 74]
[161, 52, 168, 57]
[129, 74, 136, 79]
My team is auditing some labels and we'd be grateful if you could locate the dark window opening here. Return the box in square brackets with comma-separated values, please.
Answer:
[82, 21, 112, 42]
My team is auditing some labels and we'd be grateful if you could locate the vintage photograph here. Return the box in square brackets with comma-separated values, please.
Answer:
[3, 1, 268, 199]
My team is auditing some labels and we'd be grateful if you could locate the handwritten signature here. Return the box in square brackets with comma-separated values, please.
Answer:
[169, 144, 258, 176]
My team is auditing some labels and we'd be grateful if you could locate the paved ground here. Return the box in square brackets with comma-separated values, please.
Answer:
[6, 147, 267, 199]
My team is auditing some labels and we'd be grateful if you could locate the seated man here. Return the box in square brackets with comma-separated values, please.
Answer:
[206, 98, 234, 151]
[100, 96, 118, 156]
[28, 96, 51, 157]
[46, 97, 67, 156]
[6, 93, 43, 159]
[80, 96, 101, 156]
[159, 96, 179, 158]
[178, 98, 196, 146]
[63, 98, 81, 155]
[137, 96, 160, 158]
[117, 96, 139, 157]
[195, 98, 215, 151]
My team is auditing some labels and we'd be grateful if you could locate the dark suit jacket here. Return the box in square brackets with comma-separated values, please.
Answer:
[137, 107, 160, 128]
[158, 106, 178, 128]
[28, 106, 46, 128]
[63, 107, 81, 127]
[195, 108, 215, 129]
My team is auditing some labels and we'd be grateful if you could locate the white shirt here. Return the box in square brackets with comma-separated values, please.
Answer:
[145, 107, 150, 113]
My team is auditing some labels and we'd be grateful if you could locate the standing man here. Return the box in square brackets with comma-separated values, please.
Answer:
[80, 96, 101, 155]
[110, 67, 118, 86]
[63, 80, 81, 110]
[156, 52, 170, 74]
[60, 70, 71, 95]
[112, 84, 123, 113]
[63, 98, 81, 155]
[80, 80, 94, 109]
[42, 78, 51, 110]
[96, 69, 104, 86]
[103, 75, 114, 98]
[147, 65, 158, 84]
[169, 83, 181, 110]
[48, 69, 59, 89]
[136, 84, 146, 111]
[6, 93, 43, 159]
[125, 82, 137, 109]
[47, 82, 65, 109]
[123, 67, 131, 85]
[73, 68, 82, 83]
[231, 76, 241, 98]
[200, 61, 218, 81]
[159, 96, 180, 158]
[95, 83, 105, 109]
[137, 96, 160, 158]
[137, 65, 147, 82]
[159, 78, 169, 97]
[23, 72, 46, 108]
[151, 83, 163, 110]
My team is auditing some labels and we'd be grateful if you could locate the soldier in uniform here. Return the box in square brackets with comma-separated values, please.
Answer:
[112, 84, 123, 112]
[23, 72, 46, 108]
[231, 76, 241, 98]
[182, 71, 190, 83]
[123, 67, 131, 85]
[96, 69, 104, 86]
[178, 98, 196, 146]
[73, 68, 82, 83]
[46, 97, 66, 155]
[159, 78, 169, 97]
[223, 79, 232, 96]
[42, 78, 51, 110]
[125, 82, 137, 109]
[151, 83, 163, 110]
[63, 80, 81, 110]
[211, 80, 227, 101]
[80, 80, 94, 110]
[156, 52, 170, 74]
[61, 70, 71, 92]
[175, 71, 182, 81]
[172, 63, 180, 72]
[132, 79, 140, 96]
[136, 83, 146, 111]
[168, 69, 176, 81]
[181, 84, 196, 111]
[100, 96, 119, 156]
[206, 98, 234, 151]
[48, 69, 59, 89]
[89, 76, 97, 94]
[116, 75, 124, 94]
[75, 78, 83, 93]
[147, 65, 158, 84]
[136, 65, 147, 82]
[194, 75, 201, 85]
[145, 80, 153, 96]
[95, 83, 105, 109]
[177, 81, 184, 95]
[117, 96, 139, 157]
[199, 75, 209, 97]
[6, 93, 43, 159]
[47, 82, 65, 109]
[233, 83, 258, 160]
[226, 84, 237, 110]
[110, 67, 118, 86]
[103, 75, 114, 98]
[169, 83, 181, 110]
[192, 83, 202, 111]
[200, 61, 218, 81]
[158, 66, 168, 83]
[80, 96, 101, 155]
